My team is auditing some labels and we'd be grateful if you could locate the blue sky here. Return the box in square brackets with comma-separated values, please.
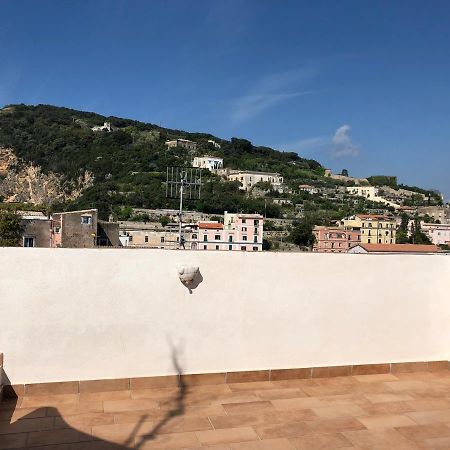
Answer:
[1, 0, 450, 199]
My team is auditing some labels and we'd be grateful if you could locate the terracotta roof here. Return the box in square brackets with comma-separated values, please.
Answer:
[198, 222, 223, 230]
[351, 243, 440, 253]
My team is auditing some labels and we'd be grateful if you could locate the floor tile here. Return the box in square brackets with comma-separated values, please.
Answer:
[357, 413, 417, 429]
[196, 427, 259, 445]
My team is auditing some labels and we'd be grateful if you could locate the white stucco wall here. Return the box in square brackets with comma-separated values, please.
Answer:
[0, 248, 449, 384]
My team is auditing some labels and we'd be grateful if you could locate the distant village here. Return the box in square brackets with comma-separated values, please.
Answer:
[9, 133, 450, 254]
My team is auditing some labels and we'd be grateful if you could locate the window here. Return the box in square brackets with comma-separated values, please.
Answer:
[242, 219, 246, 224]
[215, 245, 219, 250]
[368, 238, 371, 243]
[81, 215, 92, 225]
[369, 223, 372, 228]
[378, 239, 381, 243]
[228, 236, 233, 242]
[203, 235, 207, 242]
[160, 237, 165, 243]
[242, 227, 247, 232]
[23, 237, 35, 247]
[241, 246, 247, 251]
[129, 235, 133, 242]
[215, 235, 220, 240]
[192, 234, 197, 239]
[254, 220, 259, 226]
[203, 244, 207, 250]
[54, 226, 61, 233]
[254, 236, 258, 243]
[145, 236, 149, 243]
[243, 235, 247, 241]
[253, 246, 259, 251]
[229, 244, 233, 250]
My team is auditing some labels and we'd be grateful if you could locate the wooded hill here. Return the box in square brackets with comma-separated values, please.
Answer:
[0, 104, 441, 221]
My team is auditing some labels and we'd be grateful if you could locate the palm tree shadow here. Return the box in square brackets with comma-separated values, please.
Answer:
[0, 348, 187, 449]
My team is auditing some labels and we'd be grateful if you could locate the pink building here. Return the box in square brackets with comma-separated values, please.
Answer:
[197, 212, 263, 251]
[313, 226, 360, 253]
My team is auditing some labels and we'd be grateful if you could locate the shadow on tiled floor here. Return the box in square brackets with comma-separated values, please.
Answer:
[0, 370, 450, 449]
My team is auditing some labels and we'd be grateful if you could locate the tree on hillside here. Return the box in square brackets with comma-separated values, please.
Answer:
[289, 216, 315, 249]
[396, 213, 409, 244]
[409, 216, 432, 245]
[160, 215, 170, 227]
[0, 209, 22, 246]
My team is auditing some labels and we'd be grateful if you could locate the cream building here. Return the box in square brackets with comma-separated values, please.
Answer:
[165, 138, 197, 150]
[339, 214, 396, 244]
[227, 170, 284, 192]
[346, 186, 400, 208]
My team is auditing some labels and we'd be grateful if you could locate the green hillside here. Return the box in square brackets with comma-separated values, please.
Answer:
[0, 104, 326, 218]
[0, 104, 441, 221]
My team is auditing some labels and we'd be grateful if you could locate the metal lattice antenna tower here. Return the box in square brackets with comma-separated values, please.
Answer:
[166, 167, 202, 249]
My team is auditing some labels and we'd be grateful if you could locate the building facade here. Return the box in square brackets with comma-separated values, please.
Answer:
[192, 156, 223, 171]
[346, 186, 400, 208]
[340, 214, 396, 245]
[227, 171, 283, 192]
[298, 184, 319, 195]
[119, 221, 197, 249]
[18, 209, 119, 248]
[419, 222, 450, 245]
[165, 138, 197, 150]
[313, 226, 360, 253]
[197, 213, 263, 251]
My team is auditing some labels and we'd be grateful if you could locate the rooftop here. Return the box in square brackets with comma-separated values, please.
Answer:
[351, 243, 440, 253]
[1, 368, 449, 449]
[198, 222, 223, 230]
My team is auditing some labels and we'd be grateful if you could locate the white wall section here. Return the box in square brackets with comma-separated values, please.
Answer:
[0, 248, 449, 384]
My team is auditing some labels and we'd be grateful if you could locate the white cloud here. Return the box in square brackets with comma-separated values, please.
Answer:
[276, 124, 361, 158]
[332, 124, 360, 157]
[230, 67, 318, 123]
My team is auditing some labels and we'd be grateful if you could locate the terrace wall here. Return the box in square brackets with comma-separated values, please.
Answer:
[0, 248, 449, 384]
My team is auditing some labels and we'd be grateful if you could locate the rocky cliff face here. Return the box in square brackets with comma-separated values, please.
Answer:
[0, 147, 94, 205]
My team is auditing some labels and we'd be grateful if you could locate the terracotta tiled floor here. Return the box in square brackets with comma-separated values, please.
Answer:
[1, 371, 450, 449]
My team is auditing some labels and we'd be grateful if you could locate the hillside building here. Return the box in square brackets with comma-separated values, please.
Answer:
[91, 122, 111, 132]
[165, 138, 197, 150]
[198, 212, 263, 251]
[298, 184, 319, 195]
[417, 222, 450, 246]
[207, 139, 221, 149]
[192, 156, 223, 171]
[339, 214, 396, 245]
[18, 209, 119, 248]
[346, 186, 400, 208]
[227, 170, 284, 192]
[313, 226, 360, 253]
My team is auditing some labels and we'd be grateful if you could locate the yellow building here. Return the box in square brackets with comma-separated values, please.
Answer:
[339, 214, 396, 245]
